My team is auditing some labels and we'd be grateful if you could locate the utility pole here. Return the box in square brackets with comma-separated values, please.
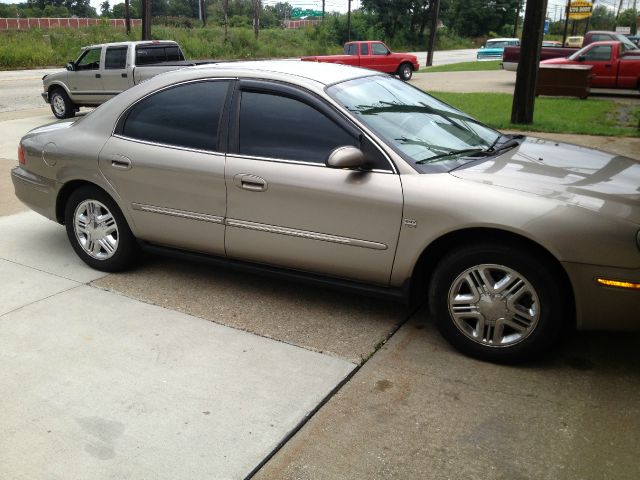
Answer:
[199, 0, 206, 26]
[513, 0, 522, 37]
[562, 0, 570, 46]
[322, 0, 325, 21]
[614, 0, 624, 30]
[124, 0, 130, 35]
[426, 0, 441, 66]
[253, 0, 261, 40]
[347, 0, 352, 41]
[224, 0, 229, 42]
[511, 0, 548, 124]
[141, 0, 151, 41]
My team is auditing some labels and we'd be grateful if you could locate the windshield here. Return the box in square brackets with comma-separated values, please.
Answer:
[326, 75, 500, 172]
[485, 41, 516, 48]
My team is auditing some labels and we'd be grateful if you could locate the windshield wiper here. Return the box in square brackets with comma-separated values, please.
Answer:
[416, 148, 485, 164]
[486, 134, 524, 153]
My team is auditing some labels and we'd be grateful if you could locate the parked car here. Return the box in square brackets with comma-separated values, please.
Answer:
[565, 36, 585, 47]
[477, 38, 520, 61]
[12, 61, 640, 363]
[542, 40, 640, 89]
[301, 41, 419, 81]
[502, 31, 638, 71]
[626, 35, 640, 46]
[42, 40, 204, 119]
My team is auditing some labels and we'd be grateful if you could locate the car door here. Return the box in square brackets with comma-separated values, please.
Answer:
[101, 45, 133, 99]
[224, 80, 404, 284]
[98, 79, 232, 255]
[67, 47, 108, 104]
[580, 44, 617, 87]
[369, 42, 394, 72]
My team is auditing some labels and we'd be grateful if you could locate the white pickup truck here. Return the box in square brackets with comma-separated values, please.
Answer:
[42, 40, 200, 119]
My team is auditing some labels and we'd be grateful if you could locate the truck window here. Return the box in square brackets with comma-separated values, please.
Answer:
[76, 48, 101, 71]
[344, 44, 358, 55]
[105, 46, 127, 70]
[584, 45, 612, 61]
[372, 43, 389, 55]
[360, 43, 369, 55]
[135, 45, 183, 65]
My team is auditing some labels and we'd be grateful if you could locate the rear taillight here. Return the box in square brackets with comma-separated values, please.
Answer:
[18, 143, 25, 165]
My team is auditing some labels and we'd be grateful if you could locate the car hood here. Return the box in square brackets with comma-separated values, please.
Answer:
[478, 48, 504, 55]
[451, 137, 640, 225]
[540, 57, 571, 64]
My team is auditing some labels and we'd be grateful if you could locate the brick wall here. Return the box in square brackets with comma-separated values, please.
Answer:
[0, 18, 142, 30]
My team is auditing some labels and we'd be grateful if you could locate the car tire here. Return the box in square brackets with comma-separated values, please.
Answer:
[398, 62, 413, 81]
[64, 186, 138, 272]
[428, 243, 566, 363]
[50, 88, 76, 120]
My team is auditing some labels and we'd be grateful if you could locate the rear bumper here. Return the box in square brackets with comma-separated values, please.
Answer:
[11, 166, 59, 222]
[564, 261, 640, 331]
[41, 92, 49, 104]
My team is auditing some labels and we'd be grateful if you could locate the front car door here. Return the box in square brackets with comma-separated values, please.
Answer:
[101, 45, 133, 99]
[580, 44, 616, 87]
[369, 42, 394, 73]
[67, 47, 107, 104]
[98, 79, 232, 255]
[224, 80, 403, 284]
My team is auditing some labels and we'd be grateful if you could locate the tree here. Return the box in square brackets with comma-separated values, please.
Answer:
[618, 9, 639, 35]
[442, 0, 520, 37]
[100, 0, 111, 17]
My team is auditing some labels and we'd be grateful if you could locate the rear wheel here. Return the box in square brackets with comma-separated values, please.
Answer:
[50, 88, 75, 119]
[398, 62, 413, 81]
[64, 186, 138, 272]
[428, 243, 566, 363]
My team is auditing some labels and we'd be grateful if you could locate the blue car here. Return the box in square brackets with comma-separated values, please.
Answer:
[477, 38, 520, 61]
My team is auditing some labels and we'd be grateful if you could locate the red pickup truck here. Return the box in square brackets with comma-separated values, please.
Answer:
[541, 41, 640, 89]
[301, 41, 420, 81]
[502, 31, 638, 71]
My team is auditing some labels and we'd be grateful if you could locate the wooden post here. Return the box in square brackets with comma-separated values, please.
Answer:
[224, 0, 229, 42]
[511, 0, 548, 124]
[562, 0, 570, 46]
[347, 0, 352, 41]
[513, 0, 521, 37]
[426, 0, 440, 67]
[124, 0, 131, 35]
[253, 0, 261, 40]
[141, 0, 151, 40]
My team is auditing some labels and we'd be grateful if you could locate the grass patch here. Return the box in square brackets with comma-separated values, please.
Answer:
[423, 60, 501, 73]
[430, 92, 640, 137]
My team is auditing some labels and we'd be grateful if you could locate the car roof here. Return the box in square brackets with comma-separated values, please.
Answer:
[487, 38, 519, 42]
[82, 40, 179, 49]
[191, 60, 377, 86]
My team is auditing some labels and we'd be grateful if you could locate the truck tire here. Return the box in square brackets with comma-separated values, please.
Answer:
[50, 88, 76, 120]
[398, 62, 413, 81]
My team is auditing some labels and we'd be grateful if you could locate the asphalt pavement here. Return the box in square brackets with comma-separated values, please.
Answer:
[1, 64, 639, 480]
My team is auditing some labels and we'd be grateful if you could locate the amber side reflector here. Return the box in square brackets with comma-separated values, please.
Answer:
[18, 143, 25, 165]
[596, 278, 640, 290]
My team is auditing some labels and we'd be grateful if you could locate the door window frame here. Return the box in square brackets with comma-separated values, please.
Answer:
[227, 79, 397, 173]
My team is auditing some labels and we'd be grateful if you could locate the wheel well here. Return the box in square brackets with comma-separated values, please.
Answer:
[410, 228, 576, 325]
[48, 85, 65, 95]
[55, 180, 107, 224]
[397, 61, 412, 73]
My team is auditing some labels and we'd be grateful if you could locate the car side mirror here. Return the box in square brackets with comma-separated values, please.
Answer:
[66, 62, 75, 71]
[326, 146, 366, 169]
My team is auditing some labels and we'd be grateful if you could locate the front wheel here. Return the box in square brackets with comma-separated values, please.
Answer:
[50, 88, 75, 119]
[428, 243, 566, 363]
[397, 62, 413, 81]
[64, 186, 138, 272]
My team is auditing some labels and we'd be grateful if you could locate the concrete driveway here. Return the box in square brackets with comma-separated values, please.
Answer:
[2, 83, 639, 480]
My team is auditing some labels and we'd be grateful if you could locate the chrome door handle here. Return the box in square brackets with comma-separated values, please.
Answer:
[233, 174, 267, 192]
[109, 155, 131, 170]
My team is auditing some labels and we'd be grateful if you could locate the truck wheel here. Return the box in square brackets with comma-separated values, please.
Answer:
[398, 63, 413, 81]
[50, 88, 76, 120]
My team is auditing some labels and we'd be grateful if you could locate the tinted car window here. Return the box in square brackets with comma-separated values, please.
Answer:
[344, 43, 357, 55]
[105, 47, 127, 69]
[76, 48, 101, 70]
[239, 91, 358, 163]
[122, 81, 229, 151]
[360, 43, 369, 55]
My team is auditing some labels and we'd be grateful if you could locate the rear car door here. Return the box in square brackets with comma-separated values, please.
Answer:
[101, 45, 133, 98]
[224, 80, 403, 284]
[98, 79, 232, 255]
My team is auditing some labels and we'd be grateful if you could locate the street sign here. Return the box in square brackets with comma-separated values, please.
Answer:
[568, 1, 592, 21]
[615, 26, 631, 34]
[544, 19, 549, 34]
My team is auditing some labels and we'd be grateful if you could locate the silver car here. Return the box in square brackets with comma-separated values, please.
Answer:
[12, 61, 640, 362]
